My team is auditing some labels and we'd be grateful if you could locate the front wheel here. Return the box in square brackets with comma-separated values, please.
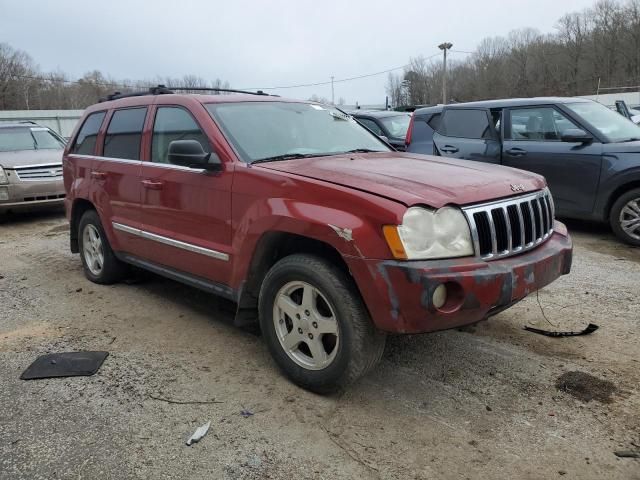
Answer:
[259, 254, 386, 394]
[610, 188, 640, 246]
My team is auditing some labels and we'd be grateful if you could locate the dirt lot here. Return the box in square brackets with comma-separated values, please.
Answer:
[0, 210, 638, 480]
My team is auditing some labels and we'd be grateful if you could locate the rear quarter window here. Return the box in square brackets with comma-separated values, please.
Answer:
[71, 111, 106, 155]
[439, 109, 491, 139]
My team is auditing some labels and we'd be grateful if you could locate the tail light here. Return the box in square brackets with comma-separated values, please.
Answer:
[405, 114, 415, 147]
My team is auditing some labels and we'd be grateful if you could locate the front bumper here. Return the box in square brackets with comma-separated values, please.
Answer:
[349, 221, 573, 334]
[0, 175, 65, 212]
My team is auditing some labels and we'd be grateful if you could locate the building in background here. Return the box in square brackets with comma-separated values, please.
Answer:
[0, 110, 83, 138]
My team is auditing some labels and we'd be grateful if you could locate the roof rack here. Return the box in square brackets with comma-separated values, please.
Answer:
[99, 84, 272, 102]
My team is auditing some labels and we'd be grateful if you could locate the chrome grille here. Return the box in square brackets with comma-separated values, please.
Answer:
[463, 189, 555, 260]
[13, 163, 63, 181]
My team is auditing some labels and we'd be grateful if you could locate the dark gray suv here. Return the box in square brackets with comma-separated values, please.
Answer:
[406, 98, 640, 245]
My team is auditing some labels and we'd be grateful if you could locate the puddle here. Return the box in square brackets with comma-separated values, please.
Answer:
[555, 371, 618, 403]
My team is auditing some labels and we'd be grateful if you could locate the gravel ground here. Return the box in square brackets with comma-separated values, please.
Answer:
[0, 210, 638, 480]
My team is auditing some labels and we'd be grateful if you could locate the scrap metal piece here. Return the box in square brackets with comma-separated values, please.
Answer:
[186, 421, 211, 446]
[524, 323, 599, 337]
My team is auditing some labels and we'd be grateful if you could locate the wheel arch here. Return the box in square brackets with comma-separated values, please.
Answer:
[69, 198, 96, 253]
[604, 180, 640, 220]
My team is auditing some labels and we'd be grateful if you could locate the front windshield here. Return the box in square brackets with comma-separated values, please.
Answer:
[379, 114, 411, 138]
[0, 127, 65, 152]
[205, 102, 390, 162]
[565, 102, 640, 143]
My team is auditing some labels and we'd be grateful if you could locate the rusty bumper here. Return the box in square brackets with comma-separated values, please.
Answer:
[349, 222, 573, 334]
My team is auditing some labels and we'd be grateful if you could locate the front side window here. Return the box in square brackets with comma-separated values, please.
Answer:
[508, 107, 578, 141]
[0, 127, 64, 152]
[103, 108, 147, 159]
[151, 107, 210, 164]
[357, 118, 384, 136]
[72, 111, 106, 155]
[205, 102, 389, 163]
[565, 101, 640, 143]
[379, 114, 411, 138]
[439, 109, 492, 139]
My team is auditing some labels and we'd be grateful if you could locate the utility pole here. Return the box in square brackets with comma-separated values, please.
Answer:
[331, 76, 335, 105]
[438, 42, 453, 104]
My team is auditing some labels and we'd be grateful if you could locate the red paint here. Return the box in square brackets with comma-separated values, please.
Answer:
[64, 93, 572, 334]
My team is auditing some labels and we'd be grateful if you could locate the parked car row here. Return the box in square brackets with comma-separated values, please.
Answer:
[61, 87, 572, 392]
[406, 97, 640, 245]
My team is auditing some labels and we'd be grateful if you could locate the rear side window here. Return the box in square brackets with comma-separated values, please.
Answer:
[357, 118, 384, 136]
[72, 111, 106, 155]
[439, 109, 491, 139]
[103, 108, 147, 159]
[151, 107, 210, 164]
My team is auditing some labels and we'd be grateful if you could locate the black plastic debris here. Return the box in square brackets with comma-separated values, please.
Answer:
[20, 351, 109, 380]
[614, 450, 640, 458]
[524, 323, 599, 338]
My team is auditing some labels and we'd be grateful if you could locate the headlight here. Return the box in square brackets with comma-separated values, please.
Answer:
[0, 166, 7, 185]
[383, 206, 474, 260]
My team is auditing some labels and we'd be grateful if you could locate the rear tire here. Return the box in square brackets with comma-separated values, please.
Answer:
[259, 254, 386, 394]
[78, 210, 127, 284]
[610, 188, 640, 246]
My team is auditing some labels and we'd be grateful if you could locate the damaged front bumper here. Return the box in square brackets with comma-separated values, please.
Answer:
[349, 221, 573, 334]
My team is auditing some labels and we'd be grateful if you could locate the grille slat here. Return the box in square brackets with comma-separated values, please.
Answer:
[14, 163, 63, 181]
[464, 189, 555, 260]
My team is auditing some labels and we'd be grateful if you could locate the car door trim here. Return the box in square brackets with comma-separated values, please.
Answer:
[112, 222, 229, 261]
[68, 154, 206, 172]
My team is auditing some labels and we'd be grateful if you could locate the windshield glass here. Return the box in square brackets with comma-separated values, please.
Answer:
[565, 102, 640, 142]
[0, 127, 65, 152]
[205, 102, 390, 162]
[379, 114, 411, 138]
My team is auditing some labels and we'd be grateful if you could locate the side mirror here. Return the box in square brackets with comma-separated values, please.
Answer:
[167, 140, 221, 170]
[560, 128, 593, 144]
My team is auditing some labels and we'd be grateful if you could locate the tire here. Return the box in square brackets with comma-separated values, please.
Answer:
[258, 254, 386, 394]
[78, 209, 127, 284]
[609, 188, 640, 246]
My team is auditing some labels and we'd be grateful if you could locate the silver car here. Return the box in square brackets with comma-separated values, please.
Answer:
[0, 123, 66, 213]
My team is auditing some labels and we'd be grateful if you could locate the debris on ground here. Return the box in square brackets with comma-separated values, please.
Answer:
[20, 351, 109, 380]
[614, 450, 640, 458]
[555, 371, 617, 403]
[240, 407, 254, 418]
[186, 421, 211, 446]
[524, 323, 599, 337]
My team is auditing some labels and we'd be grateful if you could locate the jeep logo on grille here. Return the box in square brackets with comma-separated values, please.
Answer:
[510, 184, 525, 192]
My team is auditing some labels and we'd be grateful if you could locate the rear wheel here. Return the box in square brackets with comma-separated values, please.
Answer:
[610, 188, 640, 246]
[78, 210, 127, 284]
[259, 254, 386, 394]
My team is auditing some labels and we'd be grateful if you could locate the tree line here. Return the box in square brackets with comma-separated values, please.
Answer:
[0, 42, 231, 110]
[386, 0, 640, 107]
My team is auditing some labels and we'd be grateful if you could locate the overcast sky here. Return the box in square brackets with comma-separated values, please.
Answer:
[1, 0, 597, 104]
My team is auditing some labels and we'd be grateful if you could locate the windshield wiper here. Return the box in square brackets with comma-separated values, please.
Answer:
[340, 148, 384, 154]
[620, 137, 640, 142]
[251, 153, 324, 164]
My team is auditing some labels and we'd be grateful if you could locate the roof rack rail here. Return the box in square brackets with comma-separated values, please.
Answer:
[167, 86, 272, 96]
[99, 85, 273, 103]
[99, 85, 174, 102]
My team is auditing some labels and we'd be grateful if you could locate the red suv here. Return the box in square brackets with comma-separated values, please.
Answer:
[63, 87, 572, 393]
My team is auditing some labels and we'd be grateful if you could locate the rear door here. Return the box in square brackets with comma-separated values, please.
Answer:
[139, 104, 233, 285]
[432, 108, 501, 163]
[94, 107, 147, 257]
[502, 106, 603, 216]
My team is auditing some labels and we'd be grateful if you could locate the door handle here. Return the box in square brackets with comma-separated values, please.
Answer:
[440, 145, 459, 154]
[90, 171, 106, 180]
[141, 179, 164, 190]
[506, 148, 527, 157]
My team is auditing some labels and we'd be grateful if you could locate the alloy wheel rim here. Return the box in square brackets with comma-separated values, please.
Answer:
[619, 197, 640, 241]
[82, 224, 105, 275]
[272, 281, 339, 371]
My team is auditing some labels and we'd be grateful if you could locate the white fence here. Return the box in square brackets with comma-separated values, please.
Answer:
[0, 110, 84, 138]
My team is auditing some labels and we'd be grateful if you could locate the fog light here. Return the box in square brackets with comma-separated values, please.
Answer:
[433, 284, 447, 309]
[0, 187, 8, 201]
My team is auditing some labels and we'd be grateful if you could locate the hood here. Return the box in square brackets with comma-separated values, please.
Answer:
[603, 140, 640, 154]
[257, 152, 546, 208]
[0, 149, 63, 168]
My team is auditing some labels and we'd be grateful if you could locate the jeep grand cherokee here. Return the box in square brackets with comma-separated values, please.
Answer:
[63, 87, 572, 393]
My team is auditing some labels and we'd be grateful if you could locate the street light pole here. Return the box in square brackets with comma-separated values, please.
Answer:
[438, 42, 453, 104]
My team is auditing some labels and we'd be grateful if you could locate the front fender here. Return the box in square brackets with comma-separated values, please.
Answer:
[595, 158, 640, 220]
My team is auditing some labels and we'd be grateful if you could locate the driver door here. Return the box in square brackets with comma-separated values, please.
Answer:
[502, 106, 603, 216]
[139, 105, 233, 285]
